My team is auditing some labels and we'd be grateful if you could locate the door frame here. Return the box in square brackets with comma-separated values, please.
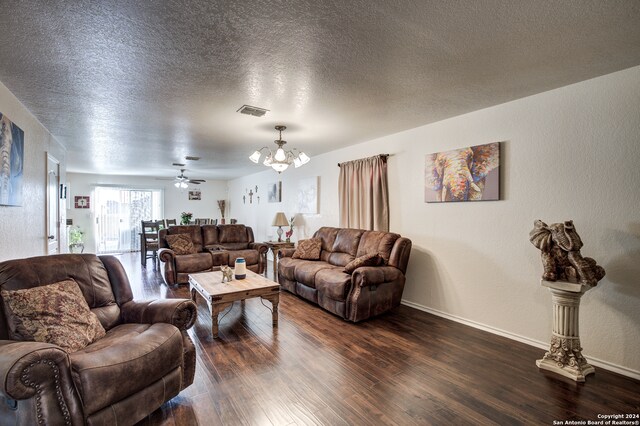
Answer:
[46, 153, 61, 254]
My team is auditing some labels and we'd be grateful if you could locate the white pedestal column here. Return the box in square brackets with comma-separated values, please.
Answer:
[537, 280, 595, 382]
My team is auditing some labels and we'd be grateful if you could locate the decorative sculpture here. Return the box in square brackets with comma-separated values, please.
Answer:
[529, 220, 605, 286]
[220, 265, 233, 283]
[529, 219, 605, 381]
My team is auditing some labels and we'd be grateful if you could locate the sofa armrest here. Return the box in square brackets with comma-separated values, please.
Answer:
[120, 299, 197, 330]
[352, 266, 403, 287]
[249, 242, 268, 254]
[0, 340, 83, 424]
[279, 248, 296, 258]
[158, 247, 176, 263]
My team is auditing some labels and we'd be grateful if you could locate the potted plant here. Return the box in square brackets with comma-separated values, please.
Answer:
[180, 212, 193, 225]
[69, 226, 84, 253]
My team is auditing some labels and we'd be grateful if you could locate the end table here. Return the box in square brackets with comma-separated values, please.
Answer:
[263, 241, 294, 282]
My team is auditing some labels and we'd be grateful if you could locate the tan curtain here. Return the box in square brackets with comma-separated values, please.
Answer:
[338, 155, 389, 231]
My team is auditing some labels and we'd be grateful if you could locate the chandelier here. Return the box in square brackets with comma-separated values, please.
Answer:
[249, 125, 310, 173]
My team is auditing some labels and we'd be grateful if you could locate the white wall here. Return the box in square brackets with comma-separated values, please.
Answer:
[0, 82, 67, 261]
[229, 66, 640, 377]
[66, 173, 228, 253]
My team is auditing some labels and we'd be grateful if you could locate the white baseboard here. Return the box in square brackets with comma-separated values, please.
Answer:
[400, 299, 640, 381]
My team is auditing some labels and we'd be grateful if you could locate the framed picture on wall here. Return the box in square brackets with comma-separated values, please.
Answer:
[425, 142, 500, 203]
[188, 190, 201, 200]
[74, 196, 90, 209]
[0, 112, 24, 206]
[297, 176, 319, 214]
[268, 181, 282, 203]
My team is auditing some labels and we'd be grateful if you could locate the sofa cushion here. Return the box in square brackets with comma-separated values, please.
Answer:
[344, 253, 384, 274]
[1, 279, 106, 353]
[70, 323, 183, 415]
[220, 242, 249, 250]
[279, 257, 309, 282]
[356, 231, 400, 263]
[174, 253, 214, 273]
[0, 254, 119, 332]
[202, 224, 219, 246]
[315, 268, 352, 301]
[164, 225, 204, 252]
[165, 233, 196, 255]
[227, 249, 259, 266]
[292, 238, 322, 260]
[328, 229, 365, 266]
[294, 262, 335, 287]
[219, 225, 249, 244]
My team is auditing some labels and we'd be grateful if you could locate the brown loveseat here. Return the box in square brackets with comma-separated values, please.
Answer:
[0, 254, 197, 425]
[159, 224, 267, 286]
[278, 227, 412, 322]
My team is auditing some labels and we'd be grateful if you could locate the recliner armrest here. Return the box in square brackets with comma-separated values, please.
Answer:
[121, 299, 197, 330]
[0, 340, 84, 424]
[278, 248, 296, 258]
[351, 266, 403, 287]
[249, 242, 268, 253]
[158, 248, 176, 263]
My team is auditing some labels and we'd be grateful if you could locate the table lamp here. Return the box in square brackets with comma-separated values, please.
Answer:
[272, 212, 289, 242]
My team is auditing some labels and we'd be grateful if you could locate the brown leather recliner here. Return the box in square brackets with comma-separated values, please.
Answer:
[278, 227, 412, 322]
[0, 254, 197, 426]
[159, 224, 267, 286]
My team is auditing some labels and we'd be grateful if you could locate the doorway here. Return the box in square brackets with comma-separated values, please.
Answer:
[93, 186, 163, 254]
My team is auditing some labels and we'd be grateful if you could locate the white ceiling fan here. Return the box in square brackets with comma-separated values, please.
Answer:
[158, 169, 206, 188]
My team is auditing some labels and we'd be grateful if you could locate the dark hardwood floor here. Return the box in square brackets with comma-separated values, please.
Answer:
[119, 253, 640, 425]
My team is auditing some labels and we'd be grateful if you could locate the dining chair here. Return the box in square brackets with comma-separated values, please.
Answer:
[164, 218, 177, 227]
[194, 218, 210, 225]
[141, 220, 162, 267]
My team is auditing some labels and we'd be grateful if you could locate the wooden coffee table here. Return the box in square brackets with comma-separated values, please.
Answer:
[189, 270, 279, 338]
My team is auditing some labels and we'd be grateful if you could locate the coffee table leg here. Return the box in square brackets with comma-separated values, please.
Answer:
[211, 303, 222, 338]
[262, 294, 279, 327]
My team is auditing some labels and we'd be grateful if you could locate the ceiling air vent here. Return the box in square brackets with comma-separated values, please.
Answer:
[237, 105, 269, 117]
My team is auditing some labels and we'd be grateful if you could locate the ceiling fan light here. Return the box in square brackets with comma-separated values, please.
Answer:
[249, 150, 262, 163]
[298, 152, 310, 165]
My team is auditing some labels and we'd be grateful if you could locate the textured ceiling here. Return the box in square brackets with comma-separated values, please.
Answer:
[0, 0, 639, 179]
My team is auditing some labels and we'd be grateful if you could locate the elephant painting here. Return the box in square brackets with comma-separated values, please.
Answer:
[425, 142, 499, 202]
[0, 112, 24, 206]
[529, 220, 605, 286]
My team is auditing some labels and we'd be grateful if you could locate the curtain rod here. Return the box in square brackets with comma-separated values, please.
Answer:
[337, 153, 390, 167]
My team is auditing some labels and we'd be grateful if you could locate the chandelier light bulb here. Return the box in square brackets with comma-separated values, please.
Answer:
[275, 147, 286, 161]
[293, 157, 302, 168]
[263, 155, 273, 166]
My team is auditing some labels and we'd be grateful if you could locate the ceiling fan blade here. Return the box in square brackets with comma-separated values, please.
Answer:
[190, 179, 206, 182]
[188, 180, 202, 184]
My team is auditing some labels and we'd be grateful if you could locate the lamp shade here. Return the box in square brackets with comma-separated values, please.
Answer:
[272, 212, 289, 227]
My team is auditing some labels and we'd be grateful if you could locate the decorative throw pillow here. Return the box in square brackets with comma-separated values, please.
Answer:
[343, 253, 383, 274]
[165, 233, 196, 255]
[292, 238, 322, 260]
[1, 279, 106, 353]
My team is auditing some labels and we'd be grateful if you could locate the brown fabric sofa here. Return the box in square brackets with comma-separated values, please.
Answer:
[0, 254, 197, 426]
[278, 227, 412, 322]
[158, 224, 267, 286]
